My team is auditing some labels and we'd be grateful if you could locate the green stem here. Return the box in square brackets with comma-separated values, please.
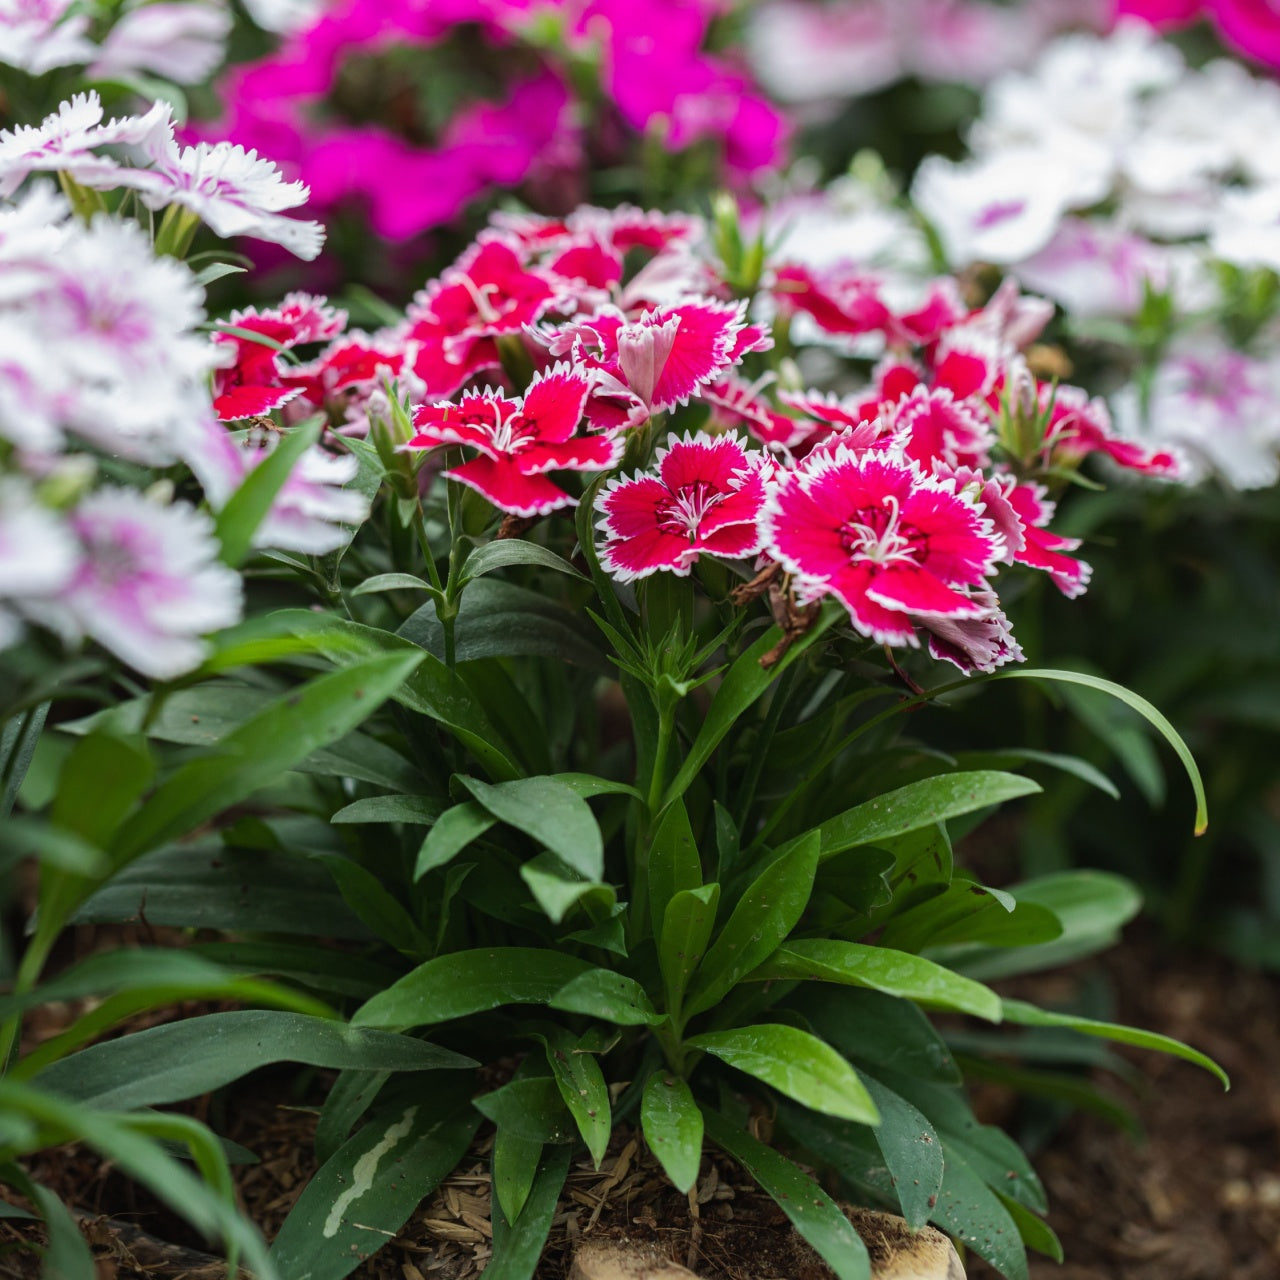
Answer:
[411, 505, 454, 666]
[646, 700, 676, 817]
[734, 667, 795, 833]
[0, 934, 56, 1074]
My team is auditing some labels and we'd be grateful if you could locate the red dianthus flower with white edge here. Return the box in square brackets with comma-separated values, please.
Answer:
[762, 447, 1004, 647]
[1006, 481, 1093, 598]
[595, 432, 768, 582]
[407, 363, 619, 517]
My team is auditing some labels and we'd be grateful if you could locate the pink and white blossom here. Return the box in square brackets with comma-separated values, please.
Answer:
[32, 489, 242, 679]
[595, 432, 768, 581]
[0, 93, 171, 198]
[763, 447, 1004, 646]
[408, 364, 620, 517]
[0, 0, 95, 76]
[0, 478, 78, 644]
[89, 2, 232, 85]
[120, 130, 325, 260]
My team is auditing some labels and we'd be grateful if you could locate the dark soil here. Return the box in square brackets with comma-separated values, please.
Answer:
[2, 929, 1278, 1280]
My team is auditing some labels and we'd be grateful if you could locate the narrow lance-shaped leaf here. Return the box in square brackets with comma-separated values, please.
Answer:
[33, 1010, 474, 1109]
[703, 1110, 871, 1280]
[488, 1147, 572, 1280]
[539, 1031, 611, 1167]
[353, 949, 595, 1031]
[997, 668, 1207, 835]
[748, 939, 1002, 1022]
[647, 798, 702, 942]
[663, 604, 842, 807]
[1001, 998, 1229, 1088]
[682, 832, 819, 1019]
[687, 1025, 879, 1125]
[269, 1080, 479, 1280]
[111, 652, 424, 865]
[457, 776, 603, 880]
[641, 1072, 703, 1194]
[817, 772, 1042, 861]
[660, 883, 720, 1022]
[216, 417, 322, 567]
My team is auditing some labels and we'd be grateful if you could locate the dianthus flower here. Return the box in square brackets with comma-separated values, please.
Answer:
[762, 447, 1004, 646]
[408, 364, 620, 516]
[595, 432, 769, 581]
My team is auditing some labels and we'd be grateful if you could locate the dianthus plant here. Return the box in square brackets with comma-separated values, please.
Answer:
[2, 197, 1224, 1280]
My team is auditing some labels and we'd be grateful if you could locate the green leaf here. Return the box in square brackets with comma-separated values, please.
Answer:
[0, 818, 107, 877]
[4, 950, 336, 1077]
[660, 884, 720, 1019]
[547, 970, 663, 1026]
[74, 841, 369, 939]
[278, 611, 521, 780]
[996, 1191, 1064, 1261]
[520, 855, 614, 925]
[640, 1073, 703, 1194]
[488, 1147, 571, 1280]
[880, 877, 1063, 954]
[353, 948, 594, 1031]
[548, 773, 643, 802]
[36, 732, 154, 948]
[663, 605, 841, 806]
[943, 871, 1142, 981]
[956, 748, 1119, 800]
[858, 1077, 942, 1232]
[928, 1144, 1027, 1280]
[215, 418, 323, 567]
[997, 668, 1207, 834]
[269, 1080, 478, 1280]
[688, 1025, 879, 1124]
[415, 801, 495, 878]
[457, 775, 603, 880]
[34, 1011, 474, 1109]
[473, 1078, 577, 1145]
[331, 795, 442, 825]
[683, 832, 820, 1019]
[493, 1131, 543, 1224]
[703, 1110, 871, 1280]
[314, 1069, 390, 1165]
[0, 1080, 277, 1280]
[351, 572, 442, 598]
[647, 799, 702, 941]
[112, 653, 423, 864]
[311, 853, 427, 955]
[540, 1031, 611, 1166]
[817, 772, 1042, 861]
[190, 941, 399, 1000]
[750, 940, 1002, 1021]
[402, 579, 608, 673]
[29, 1180, 96, 1280]
[1001, 998, 1229, 1088]
[793, 987, 961, 1085]
[460, 540, 586, 585]
[2, 701, 48, 819]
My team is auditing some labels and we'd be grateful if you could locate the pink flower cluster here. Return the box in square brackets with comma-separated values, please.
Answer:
[202, 0, 787, 242]
[385, 208, 1182, 675]
[1117, 0, 1280, 68]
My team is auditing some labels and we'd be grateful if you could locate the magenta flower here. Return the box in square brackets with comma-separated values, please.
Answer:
[408, 364, 620, 516]
[595, 432, 768, 582]
[569, 298, 768, 416]
[763, 448, 1003, 646]
[881, 385, 993, 470]
[1006, 482, 1093, 598]
[211, 293, 346, 421]
[1042, 384, 1182, 478]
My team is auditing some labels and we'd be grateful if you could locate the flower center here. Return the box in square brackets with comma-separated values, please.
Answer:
[839, 494, 920, 567]
[657, 481, 725, 539]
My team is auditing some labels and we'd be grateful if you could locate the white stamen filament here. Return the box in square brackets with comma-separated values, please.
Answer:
[842, 494, 918, 567]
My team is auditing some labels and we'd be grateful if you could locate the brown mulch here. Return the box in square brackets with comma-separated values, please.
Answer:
[3, 931, 1279, 1279]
